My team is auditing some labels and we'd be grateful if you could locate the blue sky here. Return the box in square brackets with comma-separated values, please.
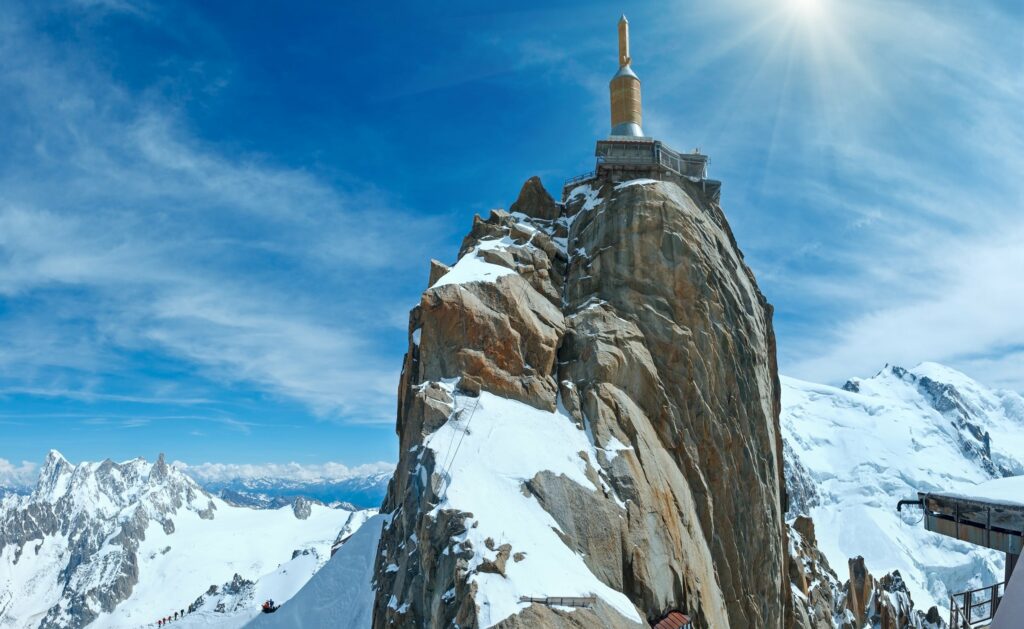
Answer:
[1, 0, 1022, 477]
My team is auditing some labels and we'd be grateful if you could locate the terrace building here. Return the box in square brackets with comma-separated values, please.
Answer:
[901, 476, 1023, 628]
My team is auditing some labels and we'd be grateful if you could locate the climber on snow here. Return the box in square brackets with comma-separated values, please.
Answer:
[262, 599, 278, 613]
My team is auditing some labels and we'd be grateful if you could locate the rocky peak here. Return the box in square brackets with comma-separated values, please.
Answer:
[840, 557, 929, 629]
[509, 175, 560, 221]
[44, 448, 68, 467]
[1, 452, 220, 628]
[34, 449, 73, 501]
[292, 496, 312, 520]
[150, 452, 170, 482]
[374, 176, 792, 628]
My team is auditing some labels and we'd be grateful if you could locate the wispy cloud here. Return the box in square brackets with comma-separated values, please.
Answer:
[0, 4, 446, 423]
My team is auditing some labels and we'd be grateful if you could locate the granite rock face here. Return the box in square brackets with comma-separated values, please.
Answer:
[292, 496, 312, 520]
[372, 177, 796, 628]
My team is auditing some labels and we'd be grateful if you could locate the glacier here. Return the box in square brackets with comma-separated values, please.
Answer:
[782, 362, 1024, 614]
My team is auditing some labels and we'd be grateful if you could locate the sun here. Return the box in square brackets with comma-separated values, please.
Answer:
[785, 0, 825, 21]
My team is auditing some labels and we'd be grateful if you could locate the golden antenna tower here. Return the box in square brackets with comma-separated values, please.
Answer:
[609, 15, 643, 137]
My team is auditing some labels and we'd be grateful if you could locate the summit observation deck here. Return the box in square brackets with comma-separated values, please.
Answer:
[562, 137, 722, 202]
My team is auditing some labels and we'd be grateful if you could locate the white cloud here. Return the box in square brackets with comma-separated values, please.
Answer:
[175, 460, 395, 484]
[788, 225, 1024, 386]
[0, 5, 447, 422]
[0, 458, 37, 489]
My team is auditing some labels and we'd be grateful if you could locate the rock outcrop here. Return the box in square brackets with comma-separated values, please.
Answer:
[788, 516, 849, 629]
[787, 514, 944, 629]
[840, 558, 937, 629]
[372, 176, 795, 628]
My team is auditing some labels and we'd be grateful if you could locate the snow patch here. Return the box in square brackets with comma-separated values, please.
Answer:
[600, 436, 633, 461]
[613, 178, 659, 190]
[425, 389, 642, 627]
[568, 184, 602, 213]
[431, 238, 518, 289]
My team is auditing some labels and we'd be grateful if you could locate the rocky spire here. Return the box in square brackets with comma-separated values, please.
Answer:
[34, 449, 73, 501]
[372, 175, 790, 628]
[149, 452, 170, 483]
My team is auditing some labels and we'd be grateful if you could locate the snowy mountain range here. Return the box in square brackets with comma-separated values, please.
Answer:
[197, 474, 391, 512]
[0, 452, 374, 629]
[782, 362, 1024, 615]
[0, 462, 392, 511]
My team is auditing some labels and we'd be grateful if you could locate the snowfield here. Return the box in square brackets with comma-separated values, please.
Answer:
[782, 362, 1024, 613]
[246, 514, 388, 629]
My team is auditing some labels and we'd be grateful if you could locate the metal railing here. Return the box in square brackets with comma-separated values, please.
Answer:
[563, 140, 713, 192]
[950, 581, 1004, 628]
[563, 170, 596, 190]
[519, 596, 596, 608]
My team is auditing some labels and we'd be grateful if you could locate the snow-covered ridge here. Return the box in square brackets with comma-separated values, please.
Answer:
[0, 451, 372, 629]
[782, 361, 1024, 614]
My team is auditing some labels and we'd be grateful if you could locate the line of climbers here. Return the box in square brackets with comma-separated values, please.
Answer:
[152, 598, 278, 626]
[155, 608, 187, 626]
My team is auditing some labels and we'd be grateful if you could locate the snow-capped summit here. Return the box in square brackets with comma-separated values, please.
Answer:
[32, 449, 73, 501]
[782, 361, 1024, 615]
[0, 452, 371, 629]
[26, 450, 213, 523]
[845, 362, 1024, 477]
